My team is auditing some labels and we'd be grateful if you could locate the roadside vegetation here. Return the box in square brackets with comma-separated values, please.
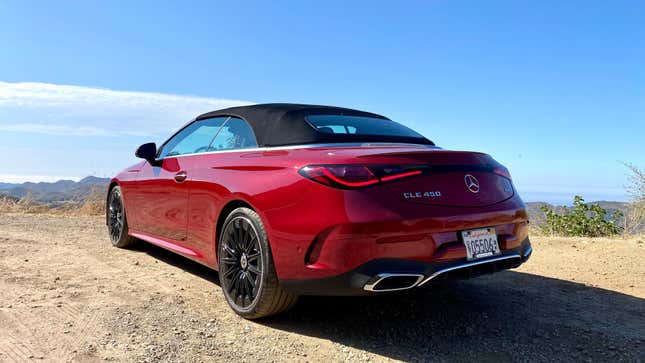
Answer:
[539, 196, 623, 237]
[538, 163, 645, 237]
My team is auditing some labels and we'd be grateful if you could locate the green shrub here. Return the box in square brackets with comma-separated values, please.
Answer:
[539, 196, 623, 237]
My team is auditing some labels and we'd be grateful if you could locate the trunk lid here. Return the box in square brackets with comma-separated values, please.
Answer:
[356, 148, 514, 207]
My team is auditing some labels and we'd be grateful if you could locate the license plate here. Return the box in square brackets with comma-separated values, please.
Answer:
[461, 228, 501, 261]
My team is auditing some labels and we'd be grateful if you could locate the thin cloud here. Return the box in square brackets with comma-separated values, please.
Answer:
[0, 123, 154, 137]
[0, 174, 81, 183]
[0, 81, 252, 137]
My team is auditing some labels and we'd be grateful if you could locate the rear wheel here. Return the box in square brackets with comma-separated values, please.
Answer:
[107, 186, 136, 248]
[218, 207, 297, 319]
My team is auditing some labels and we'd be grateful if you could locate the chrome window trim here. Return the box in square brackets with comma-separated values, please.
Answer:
[417, 254, 522, 287]
[154, 142, 439, 161]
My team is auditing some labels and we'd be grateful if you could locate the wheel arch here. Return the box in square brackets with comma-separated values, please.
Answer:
[215, 199, 256, 253]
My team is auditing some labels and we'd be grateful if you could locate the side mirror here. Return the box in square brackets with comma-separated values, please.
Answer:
[135, 142, 159, 165]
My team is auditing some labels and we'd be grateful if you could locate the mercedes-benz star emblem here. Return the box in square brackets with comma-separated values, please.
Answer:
[464, 174, 480, 193]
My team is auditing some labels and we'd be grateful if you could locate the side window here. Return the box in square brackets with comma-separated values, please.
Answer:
[208, 117, 258, 151]
[158, 117, 228, 158]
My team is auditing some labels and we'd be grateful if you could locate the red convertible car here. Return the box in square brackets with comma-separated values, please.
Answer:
[107, 103, 532, 319]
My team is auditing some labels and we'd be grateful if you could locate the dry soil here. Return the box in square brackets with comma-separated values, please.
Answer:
[0, 214, 644, 362]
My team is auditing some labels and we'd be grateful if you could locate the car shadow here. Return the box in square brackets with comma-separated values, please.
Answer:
[129, 241, 220, 286]
[129, 242, 645, 362]
[262, 272, 645, 362]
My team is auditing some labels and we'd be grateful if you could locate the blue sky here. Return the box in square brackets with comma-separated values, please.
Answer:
[1, 0, 643, 204]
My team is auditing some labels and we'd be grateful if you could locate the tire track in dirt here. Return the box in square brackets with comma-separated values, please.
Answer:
[0, 310, 45, 361]
[1, 305, 106, 362]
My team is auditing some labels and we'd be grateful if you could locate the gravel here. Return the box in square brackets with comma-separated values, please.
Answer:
[0, 213, 643, 362]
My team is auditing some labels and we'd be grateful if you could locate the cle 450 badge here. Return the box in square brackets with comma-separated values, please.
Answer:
[403, 191, 442, 199]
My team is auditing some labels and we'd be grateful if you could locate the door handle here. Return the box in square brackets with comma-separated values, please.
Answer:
[174, 171, 187, 182]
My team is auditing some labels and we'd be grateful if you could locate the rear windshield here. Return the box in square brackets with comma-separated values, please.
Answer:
[306, 115, 424, 139]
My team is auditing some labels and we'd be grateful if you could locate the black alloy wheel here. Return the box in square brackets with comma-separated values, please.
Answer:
[218, 207, 297, 319]
[219, 216, 263, 308]
[107, 186, 136, 248]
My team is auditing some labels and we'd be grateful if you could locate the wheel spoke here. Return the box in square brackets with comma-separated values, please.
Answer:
[246, 273, 256, 293]
[247, 264, 260, 275]
[222, 266, 240, 281]
[231, 237, 242, 255]
[236, 271, 245, 299]
[223, 243, 237, 257]
[241, 223, 252, 250]
[243, 277, 253, 300]
[229, 271, 240, 294]
[244, 235, 255, 254]
[221, 256, 237, 265]
[240, 273, 248, 299]
[235, 220, 242, 245]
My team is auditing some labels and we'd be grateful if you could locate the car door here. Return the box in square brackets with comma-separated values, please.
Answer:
[185, 116, 259, 263]
[132, 117, 229, 242]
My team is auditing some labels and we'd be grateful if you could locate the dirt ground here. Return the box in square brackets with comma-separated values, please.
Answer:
[0, 214, 644, 363]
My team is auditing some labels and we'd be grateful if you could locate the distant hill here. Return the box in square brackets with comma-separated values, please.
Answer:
[0, 182, 18, 190]
[0, 176, 111, 203]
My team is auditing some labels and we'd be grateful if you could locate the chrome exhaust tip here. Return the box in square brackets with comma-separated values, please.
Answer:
[363, 273, 425, 292]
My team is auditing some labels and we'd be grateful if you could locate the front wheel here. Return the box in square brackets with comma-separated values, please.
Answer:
[107, 186, 137, 248]
[218, 207, 297, 319]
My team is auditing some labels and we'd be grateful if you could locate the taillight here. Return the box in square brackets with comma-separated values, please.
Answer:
[493, 165, 512, 180]
[299, 165, 423, 189]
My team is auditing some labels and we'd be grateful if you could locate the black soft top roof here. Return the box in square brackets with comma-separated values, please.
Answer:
[195, 103, 433, 147]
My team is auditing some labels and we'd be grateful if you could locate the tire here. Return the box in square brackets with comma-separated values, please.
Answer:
[107, 186, 137, 248]
[218, 207, 298, 319]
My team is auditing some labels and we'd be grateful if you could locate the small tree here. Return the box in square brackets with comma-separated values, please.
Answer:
[539, 196, 623, 237]
[624, 163, 645, 234]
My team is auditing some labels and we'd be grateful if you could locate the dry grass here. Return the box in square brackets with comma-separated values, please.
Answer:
[529, 222, 644, 239]
[624, 163, 645, 234]
[74, 187, 106, 215]
[0, 193, 51, 214]
[0, 189, 105, 216]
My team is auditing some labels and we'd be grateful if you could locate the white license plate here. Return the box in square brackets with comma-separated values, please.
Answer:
[461, 228, 501, 261]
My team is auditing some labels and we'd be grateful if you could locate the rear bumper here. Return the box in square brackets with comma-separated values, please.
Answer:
[281, 237, 532, 296]
[265, 185, 530, 281]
